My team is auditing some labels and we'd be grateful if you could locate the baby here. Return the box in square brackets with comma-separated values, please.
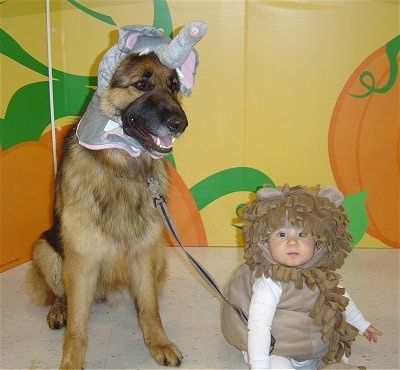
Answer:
[222, 184, 382, 369]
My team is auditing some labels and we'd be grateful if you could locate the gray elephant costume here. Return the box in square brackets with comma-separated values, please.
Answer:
[76, 21, 207, 158]
[221, 184, 362, 369]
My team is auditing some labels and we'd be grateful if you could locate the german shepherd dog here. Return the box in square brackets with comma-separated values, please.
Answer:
[26, 52, 188, 369]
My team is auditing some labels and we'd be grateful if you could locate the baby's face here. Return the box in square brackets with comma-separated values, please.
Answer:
[266, 227, 315, 267]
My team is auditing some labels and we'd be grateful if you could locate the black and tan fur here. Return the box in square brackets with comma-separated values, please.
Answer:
[26, 52, 188, 369]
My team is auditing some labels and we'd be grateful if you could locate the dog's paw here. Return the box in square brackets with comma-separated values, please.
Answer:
[47, 296, 67, 330]
[149, 341, 183, 367]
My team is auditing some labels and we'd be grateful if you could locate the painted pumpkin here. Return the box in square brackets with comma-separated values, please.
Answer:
[0, 124, 71, 272]
[328, 35, 399, 248]
[166, 161, 208, 246]
[0, 122, 207, 272]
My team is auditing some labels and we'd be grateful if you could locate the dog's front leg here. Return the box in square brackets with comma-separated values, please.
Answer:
[130, 249, 182, 367]
[59, 251, 99, 370]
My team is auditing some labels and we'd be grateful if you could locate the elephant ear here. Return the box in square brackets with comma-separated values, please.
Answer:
[118, 25, 167, 54]
[318, 186, 344, 207]
[176, 50, 198, 96]
[97, 26, 169, 93]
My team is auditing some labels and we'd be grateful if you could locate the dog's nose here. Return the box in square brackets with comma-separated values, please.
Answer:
[167, 115, 188, 134]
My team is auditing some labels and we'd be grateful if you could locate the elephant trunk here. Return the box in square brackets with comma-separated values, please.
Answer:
[155, 21, 207, 69]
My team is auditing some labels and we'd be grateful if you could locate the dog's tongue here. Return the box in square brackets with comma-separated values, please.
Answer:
[152, 135, 174, 149]
[161, 136, 173, 147]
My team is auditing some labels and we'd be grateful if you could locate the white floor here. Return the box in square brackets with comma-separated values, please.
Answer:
[1, 247, 399, 370]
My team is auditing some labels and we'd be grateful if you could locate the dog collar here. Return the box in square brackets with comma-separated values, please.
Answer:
[76, 93, 164, 159]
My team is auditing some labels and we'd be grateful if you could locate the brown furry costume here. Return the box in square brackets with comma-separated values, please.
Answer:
[222, 184, 360, 367]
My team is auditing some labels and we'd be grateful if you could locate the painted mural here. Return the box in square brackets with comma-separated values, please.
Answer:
[1, 0, 398, 272]
[329, 35, 399, 248]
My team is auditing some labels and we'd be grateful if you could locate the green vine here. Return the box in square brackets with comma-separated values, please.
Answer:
[351, 34, 399, 98]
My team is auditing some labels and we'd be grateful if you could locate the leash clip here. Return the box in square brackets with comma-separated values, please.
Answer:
[147, 176, 165, 207]
[153, 194, 165, 207]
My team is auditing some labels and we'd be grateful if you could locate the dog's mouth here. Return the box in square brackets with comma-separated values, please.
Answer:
[120, 89, 188, 156]
[129, 124, 177, 154]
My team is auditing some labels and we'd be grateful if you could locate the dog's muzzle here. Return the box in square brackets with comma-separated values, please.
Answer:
[121, 88, 188, 155]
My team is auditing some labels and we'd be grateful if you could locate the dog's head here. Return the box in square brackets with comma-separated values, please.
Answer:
[100, 52, 188, 156]
[93, 22, 206, 157]
[77, 22, 206, 158]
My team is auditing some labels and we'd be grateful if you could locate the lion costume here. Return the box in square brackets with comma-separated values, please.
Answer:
[222, 184, 368, 369]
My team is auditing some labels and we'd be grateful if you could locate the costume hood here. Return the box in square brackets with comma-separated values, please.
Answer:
[97, 21, 207, 97]
[77, 21, 207, 158]
[242, 184, 353, 275]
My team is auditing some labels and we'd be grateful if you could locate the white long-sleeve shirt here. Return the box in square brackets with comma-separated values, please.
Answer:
[247, 276, 371, 369]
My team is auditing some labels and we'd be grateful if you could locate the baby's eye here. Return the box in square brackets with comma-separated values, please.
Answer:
[299, 232, 306, 237]
[278, 231, 286, 237]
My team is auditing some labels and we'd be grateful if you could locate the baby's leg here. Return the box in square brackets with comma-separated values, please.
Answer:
[271, 355, 295, 369]
[242, 351, 249, 364]
[290, 358, 319, 369]
[241, 352, 294, 369]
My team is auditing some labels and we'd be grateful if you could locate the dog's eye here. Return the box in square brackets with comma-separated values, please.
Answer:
[133, 80, 148, 91]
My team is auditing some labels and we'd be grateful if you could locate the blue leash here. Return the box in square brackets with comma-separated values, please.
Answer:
[147, 176, 249, 326]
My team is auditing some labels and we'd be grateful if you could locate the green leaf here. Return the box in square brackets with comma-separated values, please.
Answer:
[342, 191, 368, 247]
[0, 29, 97, 148]
[67, 0, 116, 26]
[0, 80, 95, 149]
[190, 167, 274, 210]
[0, 28, 50, 76]
[152, 0, 173, 36]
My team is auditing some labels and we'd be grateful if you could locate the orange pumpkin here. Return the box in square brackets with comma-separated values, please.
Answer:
[0, 125, 71, 272]
[328, 36, 399, 248]
[0, 124, 206, 272]
[165, 161, 208, 246]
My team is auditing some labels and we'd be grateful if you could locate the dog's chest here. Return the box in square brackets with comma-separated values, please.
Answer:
[95, 175, 164, 229]
[97, 160, 168, 233]
[60, 143, 170, 246]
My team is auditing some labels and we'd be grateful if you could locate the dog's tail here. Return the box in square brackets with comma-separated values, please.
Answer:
[26, 238, 63, 305]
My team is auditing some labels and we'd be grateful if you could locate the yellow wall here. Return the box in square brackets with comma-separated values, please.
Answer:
[1, 0, 399, 271]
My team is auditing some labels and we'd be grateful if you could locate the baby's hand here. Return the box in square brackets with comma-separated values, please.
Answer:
[363, 325, 383, 343]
